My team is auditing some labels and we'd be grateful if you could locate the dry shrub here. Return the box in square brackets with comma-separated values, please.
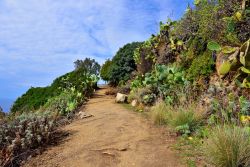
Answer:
[105, 87, 118, 96]
[0, 112, 58, 167]
[150, 101, 170, 125]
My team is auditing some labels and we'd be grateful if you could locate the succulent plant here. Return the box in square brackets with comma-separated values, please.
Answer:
[239, 39, 250, 67]
[222, 46, 237, 54]
[219, 61, 232, 75]
[242, 77, 250, 88]
[207, 41, 221, 52]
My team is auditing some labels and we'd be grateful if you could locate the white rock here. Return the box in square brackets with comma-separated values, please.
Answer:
[131, 100, 138, 107]
[115, 93, 127, 103]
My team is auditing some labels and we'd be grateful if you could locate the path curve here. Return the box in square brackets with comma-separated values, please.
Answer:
[24, 88, 183, 167]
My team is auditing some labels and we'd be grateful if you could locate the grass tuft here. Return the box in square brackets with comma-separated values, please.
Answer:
[150, 101, 170, 125]
[204, 125, 250, 167]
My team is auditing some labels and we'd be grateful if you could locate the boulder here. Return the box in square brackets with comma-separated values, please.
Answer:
[131, 100, 138, 107]
[115, 93, 127, 103]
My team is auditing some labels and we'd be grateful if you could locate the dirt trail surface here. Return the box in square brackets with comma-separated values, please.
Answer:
[24, 88, 183, 167]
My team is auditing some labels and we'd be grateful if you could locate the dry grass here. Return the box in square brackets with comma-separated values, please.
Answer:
[150, 101, 170, 125]
[105, 87, 118, 96]
[167, 104, 205, 136]
[204, 125, 250, 167]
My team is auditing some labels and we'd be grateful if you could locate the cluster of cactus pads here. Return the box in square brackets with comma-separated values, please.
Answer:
[0, 112, 56, 167]
[211, 39, 250, 88]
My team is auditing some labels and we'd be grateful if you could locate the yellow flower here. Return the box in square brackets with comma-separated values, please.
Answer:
[188, 137, 193, 140]
[240, 115, 250, 124]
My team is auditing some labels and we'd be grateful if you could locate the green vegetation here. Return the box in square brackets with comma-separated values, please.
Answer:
[168, 106, 203, 136]
[11, 58, 99, 114]
[100, 42, 142, 86]
[187, 50, 214, 80]
[100, 59, 112, 82]
[0, 58, 100, 166]
[204, 126, 250, 167]
[150, 101, 169, 125]
[1, 0, 250, 166]
[104, 0, 250, 166]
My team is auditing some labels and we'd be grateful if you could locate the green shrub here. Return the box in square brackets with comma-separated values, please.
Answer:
[100, 59, 112, 82]
[128, 87, 156, 105]
[11, 65, 97, 114]
[150, 101, 170, 125]
[42, 89, 83, 116]
[107, 42, 143, 86]
[187, 51, 215, 80]
[204, 126, 250, 167]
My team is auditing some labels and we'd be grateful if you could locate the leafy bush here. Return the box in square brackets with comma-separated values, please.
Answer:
[187, 50, 215, 80]
[42, 88, 84, 116]
[204, 126, 250, 167]
[130, 75, 144, 91]
[128, 87, 156, 106]
[100, 59, 112, 82]
[150, 101, 170, 125]
[131, 64, 186, 104]
[104, 42, 142, 86]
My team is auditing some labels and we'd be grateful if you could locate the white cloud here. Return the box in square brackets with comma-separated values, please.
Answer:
[0, 0, 191, 98]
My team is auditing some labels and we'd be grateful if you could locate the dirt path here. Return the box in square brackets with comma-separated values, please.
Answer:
[24, 88, 183, 167]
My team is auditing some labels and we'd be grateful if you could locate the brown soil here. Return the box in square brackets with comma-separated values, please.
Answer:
[23, 88, 183, 167]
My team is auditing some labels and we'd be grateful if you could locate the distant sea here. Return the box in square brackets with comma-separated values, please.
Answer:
[0, 99, 14, 113]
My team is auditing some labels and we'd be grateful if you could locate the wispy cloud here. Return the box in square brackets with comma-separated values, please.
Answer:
[0, 0, 192, 99]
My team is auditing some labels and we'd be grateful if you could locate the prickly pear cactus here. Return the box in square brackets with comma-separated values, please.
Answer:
[240, 39, 250, 67]
[218, 61, 231, 75]
[242, 77, 250, 88]
[216, 48, 239, 76]
[208, 41, 221, 52]
[222, 46, 237, 54]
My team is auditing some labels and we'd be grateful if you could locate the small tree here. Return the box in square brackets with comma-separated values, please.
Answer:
[108, 42, 143, 86]
[74, 58, 101, 75]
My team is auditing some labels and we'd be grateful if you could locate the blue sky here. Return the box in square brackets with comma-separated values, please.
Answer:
[0, 0, 192, 100]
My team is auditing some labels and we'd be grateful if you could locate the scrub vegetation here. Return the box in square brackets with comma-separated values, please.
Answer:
[1, 0, 250, 166]
[101, 0, 250, 166]
[0, 58, 100, 166]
